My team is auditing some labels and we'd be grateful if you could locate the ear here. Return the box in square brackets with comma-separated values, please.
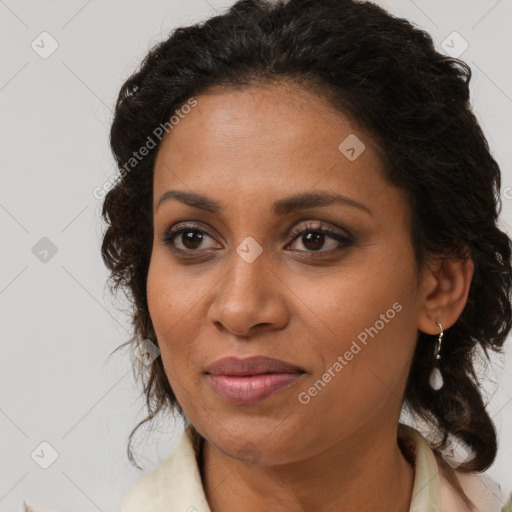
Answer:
[417, 247, 474, 335]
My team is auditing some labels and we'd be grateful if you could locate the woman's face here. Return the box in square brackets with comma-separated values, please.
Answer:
[148, 82, 427, 464]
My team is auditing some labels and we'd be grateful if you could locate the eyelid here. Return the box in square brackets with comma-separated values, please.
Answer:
[160, 222, 213, 245]
[161, 219, 354, 254]
[287, 220, 352, 240]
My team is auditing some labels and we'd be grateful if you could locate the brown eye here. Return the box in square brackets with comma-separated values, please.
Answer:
[287, 222, 354, 253]
[297, 232, 329, 251]
[177, 230, 207, 250]
[163, 223, 219, 252]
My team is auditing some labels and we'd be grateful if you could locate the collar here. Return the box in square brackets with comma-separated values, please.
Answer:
[121, 423, 444, 512]
[399, 424, 441, 511]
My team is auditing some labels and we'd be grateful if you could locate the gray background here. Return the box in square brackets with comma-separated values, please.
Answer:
[1, 0, 511, 511]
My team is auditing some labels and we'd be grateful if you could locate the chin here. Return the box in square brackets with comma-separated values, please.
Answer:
[198, 416, 309, 466]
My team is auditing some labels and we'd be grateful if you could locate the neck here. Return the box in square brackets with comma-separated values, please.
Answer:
[201, 421, 415, 512]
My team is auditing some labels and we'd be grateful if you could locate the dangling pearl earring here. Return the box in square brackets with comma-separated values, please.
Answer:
[429, 321, 444, 391]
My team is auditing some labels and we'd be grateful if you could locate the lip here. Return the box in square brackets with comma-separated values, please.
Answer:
[205, 356, 306, 405]
[205, 355, 305, 376]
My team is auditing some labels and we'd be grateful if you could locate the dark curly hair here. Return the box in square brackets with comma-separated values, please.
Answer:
[100, 0, 512, 496]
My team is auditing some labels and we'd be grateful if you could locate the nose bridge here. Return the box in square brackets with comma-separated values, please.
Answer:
[207, 236, 286, 335]
[224, 235, 268, 300]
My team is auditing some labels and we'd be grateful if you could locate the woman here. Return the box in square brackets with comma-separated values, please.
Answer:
[100, 0, 512, 510]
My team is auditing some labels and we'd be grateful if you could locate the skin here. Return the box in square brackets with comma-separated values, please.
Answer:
[147, 81, 474, 512]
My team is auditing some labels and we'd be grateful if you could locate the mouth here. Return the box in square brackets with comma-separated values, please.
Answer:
[205, 355, 306, 405]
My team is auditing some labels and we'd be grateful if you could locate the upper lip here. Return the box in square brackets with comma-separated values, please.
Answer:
[205, 356, 305, 376]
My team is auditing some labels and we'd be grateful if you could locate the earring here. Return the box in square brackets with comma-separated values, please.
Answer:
[429, 321, 444, 391]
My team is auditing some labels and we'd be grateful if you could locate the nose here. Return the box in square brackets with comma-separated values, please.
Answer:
[206, 245, 289, 338]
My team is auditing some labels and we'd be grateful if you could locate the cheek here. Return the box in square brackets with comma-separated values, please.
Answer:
[294, 308, 416, 447]
[146, 257, 192, 375]
[146, 250, 197, 336]
[304, 257, 418, 398]
[310, 257, 413, 349]
[146, 251, 217, 403]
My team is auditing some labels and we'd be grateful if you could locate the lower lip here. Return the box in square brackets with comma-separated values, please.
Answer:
[207, 372, 304, 405]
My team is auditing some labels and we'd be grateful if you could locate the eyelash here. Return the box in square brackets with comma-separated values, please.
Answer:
[161, 221, 354, 256]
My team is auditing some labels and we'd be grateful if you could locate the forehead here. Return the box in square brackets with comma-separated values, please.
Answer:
[155, 82, 369, 161]
[152, 82, 395, 216]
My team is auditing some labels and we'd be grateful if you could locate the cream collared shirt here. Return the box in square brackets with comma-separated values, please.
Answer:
[117, 424, 509, 512]
[21, 425, 511, 512]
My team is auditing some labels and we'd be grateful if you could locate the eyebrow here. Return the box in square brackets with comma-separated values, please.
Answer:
[156, 190, 373, 216]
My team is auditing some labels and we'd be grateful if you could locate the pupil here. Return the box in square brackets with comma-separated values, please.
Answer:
[303, 232, 324, 251]
[183, 231, 203, 249]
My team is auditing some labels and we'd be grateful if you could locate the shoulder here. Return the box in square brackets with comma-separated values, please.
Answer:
[121, 427, 210, 512]
[437, 456, 508, 512]
[398, 424, 509, 512]
[121, 450, 178, 512]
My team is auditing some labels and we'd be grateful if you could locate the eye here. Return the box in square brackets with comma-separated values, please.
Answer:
[161, 221, 354, 255]
[162, 223, 220, 252]
[286, 221, 354, 254]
